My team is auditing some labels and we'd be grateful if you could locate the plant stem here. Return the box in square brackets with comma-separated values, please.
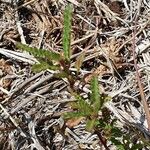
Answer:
[94, 130, 110, 150]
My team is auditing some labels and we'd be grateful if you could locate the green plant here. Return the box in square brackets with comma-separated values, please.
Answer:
[16, 43, 61, 72]
[16, 4, 86, 88]
[16, 4, 150, 150]
[16, 5, 75, 86]
[63, 4, 72, 61]
[64, 76, 110, 131]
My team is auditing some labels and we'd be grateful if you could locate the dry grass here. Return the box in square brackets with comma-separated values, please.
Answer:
[0, 0, 150, 149]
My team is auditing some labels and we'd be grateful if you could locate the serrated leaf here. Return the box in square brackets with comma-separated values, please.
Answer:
[86, 119, 96, 131]
[32, 62, 50, 72]
[116, 145, 125, 150]
[75, 51, 85, 73]
[63, 111, 85, 119]
[110, 137, 124, 149]
[98, 119, 106, 128]
[111, 127, 123, 137]
[17, 43, 61, 61]
[54, 71, 68, 78]
[75, 94, 93, 116]
[32, 61, 60, 72]
[63, 4, 72, 61]
[90, 76, 100, 111]
[130, 143, 144, 150]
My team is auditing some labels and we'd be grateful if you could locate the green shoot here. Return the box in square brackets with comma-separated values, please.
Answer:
[90, 75, 100, 112]
[16, 43, 61, 61]
[16, 43, 61, 72]
[64, 75, 110, 131]
[63, 4, 72, 61]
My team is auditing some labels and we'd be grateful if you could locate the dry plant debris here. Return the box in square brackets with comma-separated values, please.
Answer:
[0, 0, 150, 149]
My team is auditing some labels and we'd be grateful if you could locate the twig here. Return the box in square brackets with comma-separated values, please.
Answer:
[117, 19, 150, 53]
[11, 85, 50, 114]
[5, 71, 44, 101]
[24, 74, 53, 94]
[0, 48, 38, 64]
[0, 104, 26, 137]
[132, 2, 150, 130]
[16, 21, 26, 44]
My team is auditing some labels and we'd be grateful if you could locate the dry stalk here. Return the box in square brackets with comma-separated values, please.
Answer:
[132, 1, 150, 130]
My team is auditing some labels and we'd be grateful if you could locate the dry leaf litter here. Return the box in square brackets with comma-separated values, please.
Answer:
[0, 0, 150, 149]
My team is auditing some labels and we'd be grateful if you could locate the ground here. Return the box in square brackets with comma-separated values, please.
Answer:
[0, 0, 150, 150]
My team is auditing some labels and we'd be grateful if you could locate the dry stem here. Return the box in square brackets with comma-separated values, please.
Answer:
[131, 0, 150, 131]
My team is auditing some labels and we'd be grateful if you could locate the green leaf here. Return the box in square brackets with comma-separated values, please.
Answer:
[97, 119, 106, 128]
[53, 71, 68, 78]
[90, 76, 100, 111]
[32, 62, 50, 72]
[75, 94, 93, 116]
[111, 127, 123, 138]
[17, 43, 61, 61]
[63, 4, 72, 61]
[63, 111, 84, 119]
[116, 145, 125, 150]
[110, 137, 125, 150]
[130, 143, 144, 150]
[32, 61, 60, 72]
[75, 52, 85, 73]
[86, 119, 96, 131]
